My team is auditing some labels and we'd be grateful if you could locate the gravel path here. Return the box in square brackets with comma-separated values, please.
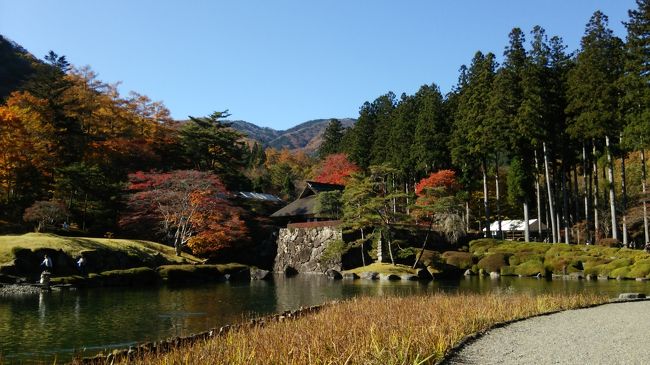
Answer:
[447, 301, 650, 365]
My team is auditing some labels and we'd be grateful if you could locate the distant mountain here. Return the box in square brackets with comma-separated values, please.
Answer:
[229, 118, 356, 153]
[0, 35, 39, 100]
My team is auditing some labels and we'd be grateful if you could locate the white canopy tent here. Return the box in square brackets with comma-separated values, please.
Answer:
[482, 219, 548, 240]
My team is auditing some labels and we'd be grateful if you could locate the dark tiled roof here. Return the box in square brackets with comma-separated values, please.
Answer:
[270, 195, 318, 218]
[298, 181, 344, 199]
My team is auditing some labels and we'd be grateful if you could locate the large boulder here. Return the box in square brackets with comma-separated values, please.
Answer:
[226, 267, 251, 281]
[250, 268, 271, 280]
[400, 274, 418, 281]
[342, 273, 359, 280]
[619, 293, 646, 300]
[379, 273, 401, 281]
[325, 269, 342, 280]
[417, 268, 433, 281]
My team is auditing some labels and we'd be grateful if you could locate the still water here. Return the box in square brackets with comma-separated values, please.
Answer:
[1, 275, 649, 362]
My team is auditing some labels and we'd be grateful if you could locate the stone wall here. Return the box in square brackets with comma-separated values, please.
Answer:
[274, 225, 343, 273]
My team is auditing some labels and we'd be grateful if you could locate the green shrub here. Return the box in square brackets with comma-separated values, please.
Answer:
[50, 275, 86, 285]
[97, 267, 158, 286]
[591, 258, 632, 277]
[441, 251, 474, 269]
[583, 258, 609, 276]
[157, 264, 227, 283]
[320, 239, 348, 262]
[627, 263, 650, 278]
[477, 253, 509, 273]
[500, 266, 516, 276]
[468, 239, 501, 256]
[514, 260, 546, 277]
[610, 266, 631, 278]
[509, 253, 543, 266]
[10, 246, 27, 256]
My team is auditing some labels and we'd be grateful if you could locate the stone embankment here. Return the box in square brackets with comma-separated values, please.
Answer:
[274, 225, 343, 273]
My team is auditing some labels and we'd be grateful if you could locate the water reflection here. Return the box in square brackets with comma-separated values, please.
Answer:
[1, 275, 648, 362]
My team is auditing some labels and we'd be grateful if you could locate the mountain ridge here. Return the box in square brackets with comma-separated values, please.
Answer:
[228, 118, 356, 152]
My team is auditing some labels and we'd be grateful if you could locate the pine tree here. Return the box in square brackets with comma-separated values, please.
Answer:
[451, 51, 497, 237]
[566, 11, 624, 240]
[621, 0, 650, 244]
[411, 84, 449, 176]
[490, 28, 528, 239]
[318, 119, 345, 159]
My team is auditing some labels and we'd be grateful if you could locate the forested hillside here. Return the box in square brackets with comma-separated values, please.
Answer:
[327, 2, 650, 249]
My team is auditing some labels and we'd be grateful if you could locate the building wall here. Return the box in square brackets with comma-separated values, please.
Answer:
[273, 225, 343, 273]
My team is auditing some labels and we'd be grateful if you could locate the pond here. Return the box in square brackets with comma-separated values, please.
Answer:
[1, 275, 649, 362]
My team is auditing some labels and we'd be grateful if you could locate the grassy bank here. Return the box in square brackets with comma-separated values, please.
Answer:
[0, 233, 204, 279]
[97, 292, 605, 364]
[0, 233, 200, 265]
[442, 239, 650, 279]
[49, 263, 251, 287]
[344, 262, 417, 275]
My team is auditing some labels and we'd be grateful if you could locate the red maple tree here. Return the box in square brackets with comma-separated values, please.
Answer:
[314, 153, 360, 185]
[120, 170, 248, 256]
[414, 169, 459, 196]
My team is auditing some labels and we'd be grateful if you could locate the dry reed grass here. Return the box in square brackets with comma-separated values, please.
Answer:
[113, 292, 606, 365]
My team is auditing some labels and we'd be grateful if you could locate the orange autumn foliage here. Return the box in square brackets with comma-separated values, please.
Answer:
[314, 153, 360, 185]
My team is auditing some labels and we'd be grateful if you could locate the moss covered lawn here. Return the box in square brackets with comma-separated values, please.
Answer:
[0, 233, 202, 265]
[442, 239, 650, 279]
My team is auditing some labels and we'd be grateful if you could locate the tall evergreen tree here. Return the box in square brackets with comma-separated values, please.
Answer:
[411, 84, 450, 176]
[566, 11, 624, 240]
[621, 0, 650, 244]
[451, 51, 497, 237]
[369, 92, 397, 166]
[317, 118, 345, 159]
[490, 28, 528, 239]
[180, 111, 249, 190]
[387, 93, 418, 177]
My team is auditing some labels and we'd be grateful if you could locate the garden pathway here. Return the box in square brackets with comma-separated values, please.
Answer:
[446, 300, 650, 365]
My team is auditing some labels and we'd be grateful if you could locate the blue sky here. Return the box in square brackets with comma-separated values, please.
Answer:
[0, 1, 636, 130]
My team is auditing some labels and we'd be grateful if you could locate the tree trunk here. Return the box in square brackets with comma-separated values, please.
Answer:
[543, 142, 557, 243]
[376, 234, 383, 263]
[405, 181, 410, 215]
[465, 200, 470, 232]
[606, 136, 618, 240]
[482, 158, 491, 238]
[413, 220, 434, 269]
[558, 163, 570, 245]
[642, 148, 649, 245]
[495, 154, 503, 239]
[360, 228, 366, 267]
[174, 230, 182, 256]
[556, 213, 561, 243]
[583, 143, 590, 243]
[573, 164, 580, 225]
[385, 229, 395, 265]
[535, 150, 543, 238]
[593, 141, 600, 241]
[620, 135, 628, 247]
[524, 201, 530, 242]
